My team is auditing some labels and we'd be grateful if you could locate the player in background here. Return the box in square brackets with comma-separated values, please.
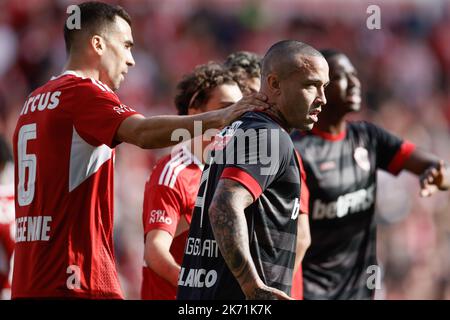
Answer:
[225, 51, 311, 300]
[177, 40, 328, 300]
[141, 62, 243, 299]
[0, 135, 14, 300]
[292, 49, 450, 299]
[224, 51, 262, 95]
[11, 2, 270, 299]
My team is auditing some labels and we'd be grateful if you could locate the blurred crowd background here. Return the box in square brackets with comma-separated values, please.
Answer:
[0, 0, 449, 299]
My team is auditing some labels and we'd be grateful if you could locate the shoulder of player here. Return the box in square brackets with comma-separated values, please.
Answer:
[291, 128, 318, 153]
[347, 120, 379, 132]
[148, 150, 201, 191]
[347, 120, 386, 140]
[234, 112, 292, 137]
[50, 74, 120, 102]
[76, 77, 119, 100]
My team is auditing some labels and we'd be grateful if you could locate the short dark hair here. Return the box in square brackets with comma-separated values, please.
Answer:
[261, 40, 323, 79]
[0, 134, 12, 167]
[224, 51, 261, 93]
[174, 62, 235, 116]
[63, 1, 131, 53]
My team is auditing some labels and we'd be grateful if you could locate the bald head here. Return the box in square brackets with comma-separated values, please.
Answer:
[259, 40, 329, 131]
[261, 40, 324, 80]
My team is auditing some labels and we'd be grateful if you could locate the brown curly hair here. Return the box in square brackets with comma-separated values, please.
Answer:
[175, 62, 236, 115]
[224, 51, 261, 93]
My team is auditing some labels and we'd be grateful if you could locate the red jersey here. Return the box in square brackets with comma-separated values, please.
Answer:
[12, 71, 138, 299]
[141, 146, 203, 300]
[0, 167, 15, 296]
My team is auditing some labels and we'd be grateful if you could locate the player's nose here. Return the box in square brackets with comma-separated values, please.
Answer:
[127, 53, 135, 67]
[317, 86, 327, 106]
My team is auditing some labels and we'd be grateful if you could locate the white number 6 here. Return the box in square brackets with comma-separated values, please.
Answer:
[17, 123, 37, 206]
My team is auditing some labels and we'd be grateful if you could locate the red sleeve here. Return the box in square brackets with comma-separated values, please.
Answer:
[220, 167, 263, 200]
[295, 151, 309, 215]
[142, 181, 183, 238]
[387, 141, 416, 175]
[73, 80, 139, 148]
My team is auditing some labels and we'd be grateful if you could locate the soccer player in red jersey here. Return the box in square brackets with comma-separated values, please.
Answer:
[0, 135, 14, 300]
[141, 62, 243, 300]
[11, 2, 269, 299]
[293, 50, 450, 300]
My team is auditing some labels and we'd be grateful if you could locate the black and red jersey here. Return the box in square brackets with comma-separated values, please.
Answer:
[177, 111, 304, 300]
[292, 121, 415, 299]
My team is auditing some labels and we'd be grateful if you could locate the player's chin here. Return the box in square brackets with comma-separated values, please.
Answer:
[112, 80, 122, 91]
[343, 102, 361, 113]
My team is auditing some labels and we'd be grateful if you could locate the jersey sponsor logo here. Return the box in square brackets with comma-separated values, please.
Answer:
[312, 184, 375, 220]
[149, 209, 173, 225]
[113, 104, 135, 115]
[184, 237, 219, 258]
[20, 91, 61, 115]
[354, 147, 371, 171]
[178, 267, 218, 288]
[15, 215, 52, 242]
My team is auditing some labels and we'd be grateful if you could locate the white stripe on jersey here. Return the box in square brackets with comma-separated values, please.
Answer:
[162, 155, 190, 187]
[94, 79, 114, 93]
[158, 151, 184, 185]
[90, 79, 107, 92]
[168, 161, 191, 188]
[69, 127, 113, 192]
[158, 147, 203, 188]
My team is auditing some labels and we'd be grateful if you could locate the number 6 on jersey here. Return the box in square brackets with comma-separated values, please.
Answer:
[17, 123, 37, 206]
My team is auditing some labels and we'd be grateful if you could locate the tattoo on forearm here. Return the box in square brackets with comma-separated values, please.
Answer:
[209, 179, 256, 291]
[249, 287, 278, 300]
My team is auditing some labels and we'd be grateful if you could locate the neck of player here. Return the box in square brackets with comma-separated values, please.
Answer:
[63, 55, 101, 81]
[315, 104, 347, 135]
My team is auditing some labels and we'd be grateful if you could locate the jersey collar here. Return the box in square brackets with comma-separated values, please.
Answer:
[50, 70, 81, 81]
[254, 110, 291, 133]
[311, 124, 347, 141]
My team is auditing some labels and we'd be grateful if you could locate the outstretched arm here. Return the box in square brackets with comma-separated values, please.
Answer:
[115, 93, 269, 149]
[209, 178, 292, 300]
[402, 148, 450, 197]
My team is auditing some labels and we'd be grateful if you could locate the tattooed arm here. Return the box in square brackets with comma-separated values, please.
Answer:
[209, 178, 292, 300]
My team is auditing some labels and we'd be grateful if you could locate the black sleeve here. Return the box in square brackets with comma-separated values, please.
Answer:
[364, 122, 414, 173]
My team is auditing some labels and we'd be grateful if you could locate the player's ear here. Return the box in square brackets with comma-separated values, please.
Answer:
[267, 74, 281, 96]
[91, 35, 105, 56]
